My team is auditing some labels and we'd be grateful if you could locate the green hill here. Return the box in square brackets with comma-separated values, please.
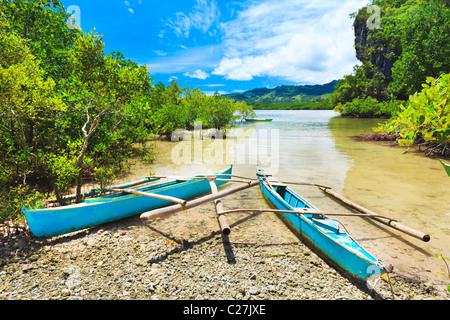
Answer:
[224, 80, 339, 108]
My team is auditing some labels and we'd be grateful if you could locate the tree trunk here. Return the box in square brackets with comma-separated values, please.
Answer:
[75, 109, 102, 203]
[75, 169, 84, 203]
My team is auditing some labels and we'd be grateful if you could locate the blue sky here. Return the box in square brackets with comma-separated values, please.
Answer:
[60, 0, 370, 95]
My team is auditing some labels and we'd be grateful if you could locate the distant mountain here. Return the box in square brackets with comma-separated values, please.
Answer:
[224, 80, 339, 105]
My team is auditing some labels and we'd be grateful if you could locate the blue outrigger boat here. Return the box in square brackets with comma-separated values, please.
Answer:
[257, 168, 389, 281]
[23, 166, 232, 237]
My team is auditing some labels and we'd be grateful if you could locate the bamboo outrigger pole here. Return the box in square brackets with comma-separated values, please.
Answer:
[209, 180, 231, 235]
[319, 187, 431, 242]
[147, 175, 250, 184]
[148, 174, 333, 190]
[140, 181, 259, 222]
[218, 208, 398, 221]
[105, 188, 187, 206]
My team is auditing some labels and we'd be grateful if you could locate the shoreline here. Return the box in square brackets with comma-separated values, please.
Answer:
[1, 117, 449, 301]
[355, 132, 450, 160]
[1, 187, 448, 301]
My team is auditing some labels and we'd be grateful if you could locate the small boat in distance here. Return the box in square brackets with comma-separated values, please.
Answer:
[257, 168, 389, 281]
[245, 118, 273, 122]
[23, 166, 232, 237]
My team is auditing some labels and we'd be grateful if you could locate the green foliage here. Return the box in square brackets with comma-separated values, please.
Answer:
[200, 92, 237, 131]
[435, 254, 450, 292]
[253, 100, 332, 110]
[378, 74, 450, 147]
[435, 254, 450, 277]
[330, 63, 389, 106]
[155, 103, 187, 137]
[0, 9, 66, 187]
[40, 153, 78, 202]
[140, 142, 157, 164]
[0, 185, 47, 222]
[152, 80, 186, 137]
[0, 1, 248, 222]
[335, 97, 401, 118]
[234, 101, 256, 120]
[333, 0, 450, 117]
[150, 84, 250, 138]
[94, 165, 116, 192]
[46, 29, 156, 202]
[0, 2, 156, 216]
[387, 1, 450, 99]
[0, 0, 80, 81]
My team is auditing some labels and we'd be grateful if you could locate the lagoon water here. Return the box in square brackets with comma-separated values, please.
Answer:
[117, 109, 450, 286]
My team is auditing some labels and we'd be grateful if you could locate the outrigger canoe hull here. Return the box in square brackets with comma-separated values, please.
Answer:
[257, 169, 387, 281]
[23, 166, 232, 237]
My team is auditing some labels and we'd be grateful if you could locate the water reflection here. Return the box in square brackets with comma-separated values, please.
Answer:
[328, 115, 450, 283]
[246, 111, 351, 193]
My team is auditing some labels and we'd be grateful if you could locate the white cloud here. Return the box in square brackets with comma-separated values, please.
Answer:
[184, 69, 210, 80]
[204, 90, 227, 96]
[166, 0, 221, 38]
[125, 0, 141, 14]
[146, 45, 222, 74]
[153, 50, 167, 56]
[213, 0, 370, 84]
[203, 84, 225, 87]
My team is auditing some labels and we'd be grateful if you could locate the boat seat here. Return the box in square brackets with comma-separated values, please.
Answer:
[266, 177, 288, 188]
[271, 182, 288, 187]
[311, 218, 341, 234]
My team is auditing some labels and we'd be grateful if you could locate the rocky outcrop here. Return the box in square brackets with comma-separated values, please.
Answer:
[353, 11, 398, 80]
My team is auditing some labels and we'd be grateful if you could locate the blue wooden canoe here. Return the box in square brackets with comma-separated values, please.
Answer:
[257, 169, 388, 281]
[23, 166, 232, 237]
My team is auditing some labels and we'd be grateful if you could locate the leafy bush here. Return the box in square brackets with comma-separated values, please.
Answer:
[151, 84, 252, 138]
[330, 63, 389, 107]
[0, 185, 47, 222]
[378, 73, 450, 147]
[435, 254, 450, 293]
[335, 97, 401, 118]
[0, 1, 252, 224]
